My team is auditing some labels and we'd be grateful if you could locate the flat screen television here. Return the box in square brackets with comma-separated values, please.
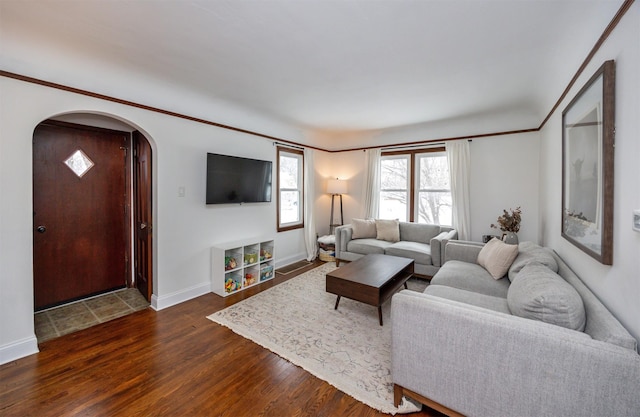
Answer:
[206, 153, 273, 204]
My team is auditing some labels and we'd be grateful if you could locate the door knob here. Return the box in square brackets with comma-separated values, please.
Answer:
[140, 223, 147, 230]
[37, 225, 46, 233]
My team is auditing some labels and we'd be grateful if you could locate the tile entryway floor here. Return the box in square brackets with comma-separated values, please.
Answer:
[34, 288, 150, 343]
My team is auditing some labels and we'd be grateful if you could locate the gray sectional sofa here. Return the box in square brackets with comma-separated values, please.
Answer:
[334, 221, 457, 277]
[391, 240, 640, 417]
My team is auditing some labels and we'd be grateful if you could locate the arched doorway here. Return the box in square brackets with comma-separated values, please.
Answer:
[32, 113, 153, 341]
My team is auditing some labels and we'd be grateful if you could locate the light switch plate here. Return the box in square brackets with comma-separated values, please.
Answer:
[633, 209, 640, 232]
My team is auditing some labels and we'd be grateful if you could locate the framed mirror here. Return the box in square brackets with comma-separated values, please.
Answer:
[562, 60, 615, 265]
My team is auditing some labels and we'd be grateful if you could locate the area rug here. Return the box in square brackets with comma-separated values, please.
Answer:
[207, 262, 427, 414]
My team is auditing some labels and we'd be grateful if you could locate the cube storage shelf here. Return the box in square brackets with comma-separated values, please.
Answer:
[211, 237, 275, 296]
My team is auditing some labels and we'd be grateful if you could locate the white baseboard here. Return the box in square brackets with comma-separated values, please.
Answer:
[150, 281, 211, 311]
[150, 251, 309, 311]
[276, 251, 308, 269]
[0, 335, 39, 365]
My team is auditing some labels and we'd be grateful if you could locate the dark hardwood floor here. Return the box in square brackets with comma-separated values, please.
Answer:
[0, 261, 444, 416]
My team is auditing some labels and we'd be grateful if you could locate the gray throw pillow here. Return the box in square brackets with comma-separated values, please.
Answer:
[508, 241, 559, 282]
[507, 262, 586, 331]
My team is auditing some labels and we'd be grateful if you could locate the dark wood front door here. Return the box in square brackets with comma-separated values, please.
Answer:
[133, 131, 153, 301]
[33, 121, 131, 310]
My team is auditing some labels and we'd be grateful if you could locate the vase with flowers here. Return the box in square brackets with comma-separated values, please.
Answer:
[491, 206, 522, 245]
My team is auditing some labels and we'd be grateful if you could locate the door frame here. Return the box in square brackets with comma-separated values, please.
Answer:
[32, 116, 154, 306]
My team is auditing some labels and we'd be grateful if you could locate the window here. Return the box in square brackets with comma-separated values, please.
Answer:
[277, 147, 304, 231]
[416, 152, 452, 225]
[379, 155, 410, 221]
[379, 148, 452, 225]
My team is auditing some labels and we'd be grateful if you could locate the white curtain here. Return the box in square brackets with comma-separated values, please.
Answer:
[446, 140, 471, 240]
[303, 149, 318, 261]
[362, 148, 381, 218]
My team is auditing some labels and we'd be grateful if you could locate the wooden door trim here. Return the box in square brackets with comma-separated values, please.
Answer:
[124, 133, 132, 288]
[133, 131, 153, 301]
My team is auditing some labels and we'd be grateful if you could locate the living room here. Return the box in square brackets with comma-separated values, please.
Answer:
[1, 1, 639, 414]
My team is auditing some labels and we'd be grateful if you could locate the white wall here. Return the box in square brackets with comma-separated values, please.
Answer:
[469, 133, 540, 243]
[314, 150, 367, 236]
[316, 136, 540, 244]
[0, 77, 307, 364]
[539, 3, 640, 345]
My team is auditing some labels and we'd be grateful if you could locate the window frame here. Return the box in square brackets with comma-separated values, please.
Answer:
[276, 146, 304, 232]
[379, 153, 411, 222]
[414, 150, 452, 225]
[380, 147, 448, 223]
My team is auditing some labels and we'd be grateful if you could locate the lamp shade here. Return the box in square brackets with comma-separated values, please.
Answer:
[327, 179, 348, 195]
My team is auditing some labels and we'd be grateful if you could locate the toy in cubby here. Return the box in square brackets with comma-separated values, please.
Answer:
[225, 256, 237, 271]
[260, 248, 272, 261]
[225, 276, 240, 293]
[260, 264, 274, 281]
[244, 272, 257, 286]
[244, 252, 258, 265]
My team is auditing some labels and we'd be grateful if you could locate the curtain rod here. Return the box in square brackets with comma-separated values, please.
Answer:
[381, 142, 444, 151]
[380, 139, 472, 151]
[273, 141, 305, 151]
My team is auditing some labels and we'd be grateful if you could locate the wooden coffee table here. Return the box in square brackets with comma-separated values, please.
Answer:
[325, 254, 414, 326]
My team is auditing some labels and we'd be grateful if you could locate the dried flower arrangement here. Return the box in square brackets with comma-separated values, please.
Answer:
[491, 206, 522, 233]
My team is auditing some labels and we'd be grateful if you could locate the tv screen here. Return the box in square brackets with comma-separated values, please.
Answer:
[206, 153, 273, 204]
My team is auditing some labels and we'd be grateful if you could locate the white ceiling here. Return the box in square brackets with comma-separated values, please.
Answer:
[0, 0, 623, 145]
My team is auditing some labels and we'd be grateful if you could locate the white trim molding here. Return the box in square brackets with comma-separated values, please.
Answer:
[150, 281, 211, 311]
[0, 335, 39, 365]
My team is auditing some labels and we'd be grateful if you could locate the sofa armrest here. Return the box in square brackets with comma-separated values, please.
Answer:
[391, 291, 640, 417]
[430, 229, 458, 267]
[334, 224, 353, 259]
[443, 240, 484, 264]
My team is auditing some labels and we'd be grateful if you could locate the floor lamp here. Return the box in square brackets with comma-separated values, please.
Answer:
[327, 179, 347, 234]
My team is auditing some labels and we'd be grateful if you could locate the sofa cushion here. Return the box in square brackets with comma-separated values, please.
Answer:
[477, 238, 519, 279]
[444, 241, 484, 264]
[399, 222, 440, 244]
[347, 238, 393, 255]
[351, 218, 377, 239]
[425, 285, 511, 314]
[430, 260, 510, 298]
[508, 241, 559, 282]
[385, 241, 432, 265]
[507, 262, 586, 331]
[376, 219, 400, 242]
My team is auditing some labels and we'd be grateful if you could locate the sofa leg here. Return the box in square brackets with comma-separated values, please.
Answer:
[395, 386, 465, 417]
[393, 384, 404, 407]
[335, 259, 340, 267]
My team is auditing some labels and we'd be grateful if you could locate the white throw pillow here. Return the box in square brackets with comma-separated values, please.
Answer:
[351, 218, 377, 239]
[477, 238, 519, 279]
[375, 219, 400, 242]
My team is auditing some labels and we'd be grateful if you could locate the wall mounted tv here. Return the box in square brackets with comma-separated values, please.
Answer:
[206, 153, 273, 205]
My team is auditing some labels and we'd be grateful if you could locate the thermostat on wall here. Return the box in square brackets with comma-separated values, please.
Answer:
[634, 210, 640, 232]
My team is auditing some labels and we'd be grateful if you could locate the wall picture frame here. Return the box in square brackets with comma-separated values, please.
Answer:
[562, 60, 615, 265]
